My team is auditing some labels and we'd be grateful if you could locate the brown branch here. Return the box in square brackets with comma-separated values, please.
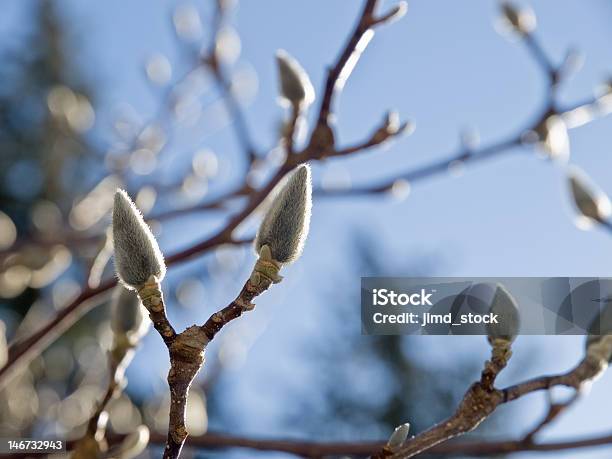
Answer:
[379, 339, 512, 458]
[151, 262, 276, 459]
[119, 429, 612, 458]
[522, 391, 579, 444]
[320, 135, 523, 197]
[72, 347, 132, 458]
[316, 0, 378, 127]
[385, 338, 612, 458]
[0, 0, 404, 394]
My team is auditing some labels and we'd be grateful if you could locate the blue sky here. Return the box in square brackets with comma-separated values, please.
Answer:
[9, 0, 612, 457]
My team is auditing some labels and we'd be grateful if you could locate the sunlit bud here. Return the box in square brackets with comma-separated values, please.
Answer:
[568, 167, 611, 225]
[586, 301, 612, 363]
[486, 284, 520, 343]
[534, 115, 570, 162]
[499, 1, 536, 35]
[276, 50, 315, 110]
[386, 422, 410, 450]
[112, 190, 166, 289]
[111, 287, 150, 343]
[254, 165, 312, 264]
[0, 211, 17, 250]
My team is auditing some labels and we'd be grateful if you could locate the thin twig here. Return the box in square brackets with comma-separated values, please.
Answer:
[122, 429, 612, 458]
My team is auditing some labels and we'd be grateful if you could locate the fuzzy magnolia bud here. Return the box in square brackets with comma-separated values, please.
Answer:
[568, 167, 611, 224]
[254, 165, 312, 264]
[112, 189, 166, 289]
[486, 284, 520, 343]
[500, 1, 536, 35]
[386, 422, 410, 451]
[111, 287, 150, 343]
[276, 50, 315, 110]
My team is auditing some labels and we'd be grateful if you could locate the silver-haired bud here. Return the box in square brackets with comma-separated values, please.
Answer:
[586, 301, 612, 363]
[111, 287, 150, 343]
[276, 50, 315, 110]
[486, 284, 520, 343]
[386, 422, 410, 451]
[568, 167, 611, 224]
[500, 1, 536, 35]
[254, 165, 312, 264]
[112, 189, 166, 289]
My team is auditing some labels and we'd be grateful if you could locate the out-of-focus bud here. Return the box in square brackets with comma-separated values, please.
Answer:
[146, 54, 172, 86]
[386, 422, 410, 451]
[0, 320, 7, 368]
[0, 211, 17, 250]
[112, 190, 166, 290]
[533, 115, 570, 162]
[586, 301, 612, 363]
[276, 50, 315, 111]
[111, 287, 150, 345]
[254, 165, 312, 266]
[486, 284, 520, 344]
[70, 175, 123, 231]
[568, 167, 611, 226]
[559, 48, 585, 81]
[173, 4, 202, 41]
[499, 1, 536, 35]
[29, 245, 72, 289]
[115, 425, 150, 459]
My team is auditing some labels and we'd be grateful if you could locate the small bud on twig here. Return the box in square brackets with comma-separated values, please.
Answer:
[112, 190, 166, 290]
[499, 1, 536, 35]
[568, 167, 611, 225]
[371, 111, 414, 144]
[276, 50, 315, 110]
[486, 284, 520, 343]
[254, 165, 312, 265]
[586, 301, 612, 363]
[372, 1, 408, 26]
[387, 422, 410, 451]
